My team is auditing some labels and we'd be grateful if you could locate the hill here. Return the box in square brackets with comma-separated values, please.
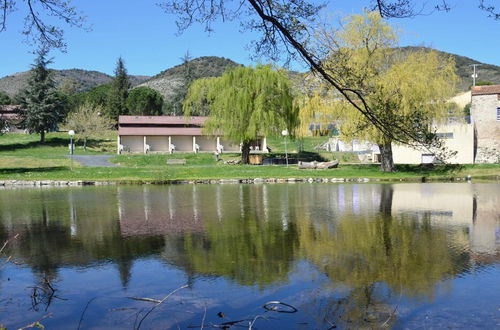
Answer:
[0, 69, 149, 97]
[137, 56, 240, 103]
[399, 47, 500, 91]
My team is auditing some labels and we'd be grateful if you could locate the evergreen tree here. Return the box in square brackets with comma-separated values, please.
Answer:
[0, 91, 11, 105]
[107, 57, 131, 122]
[126, 87, 164, 116]
[20, 49, 66, 143]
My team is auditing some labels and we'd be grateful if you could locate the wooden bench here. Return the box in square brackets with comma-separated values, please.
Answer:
[166, 159, 186, 165]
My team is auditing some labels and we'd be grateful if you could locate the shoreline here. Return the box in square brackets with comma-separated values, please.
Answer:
[1, 175, 498, 188]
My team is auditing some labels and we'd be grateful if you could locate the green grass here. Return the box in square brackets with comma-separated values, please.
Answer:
[0, 132, 499, 182]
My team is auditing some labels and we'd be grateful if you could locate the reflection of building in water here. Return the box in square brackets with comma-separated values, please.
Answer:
[391, 183, 500, 256]
[391, 183, 474, 225]
[117, 186, 207, 236]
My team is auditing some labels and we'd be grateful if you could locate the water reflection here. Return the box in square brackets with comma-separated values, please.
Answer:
[0, 183, 498, 328]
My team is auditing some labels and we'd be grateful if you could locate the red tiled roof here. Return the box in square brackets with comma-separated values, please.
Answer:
[119, 115, 207, 125]
[119, 126, 204, 136]
[471, 85, 500, 96]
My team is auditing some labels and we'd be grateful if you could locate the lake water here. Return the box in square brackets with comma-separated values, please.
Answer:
[0, 183, 499, 329]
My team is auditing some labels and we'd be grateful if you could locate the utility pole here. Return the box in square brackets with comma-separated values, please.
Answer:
[470, 64, 480, 86]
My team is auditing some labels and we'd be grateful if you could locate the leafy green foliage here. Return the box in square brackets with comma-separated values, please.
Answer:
[184, 65, 299, 163]
[0, 91, 11, 105]
[19, 50, 67, 143]
[65, 103, 114, 149]
[301, 12, 459, 172]
[126, 87, 164, 116]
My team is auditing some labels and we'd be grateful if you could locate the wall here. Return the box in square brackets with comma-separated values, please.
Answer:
[392, 123, 474, 164]
[171, 136, 193, 151]
[146, 136, 169, 152]
[196, 136, 217, 152]
[220, 139, 240, 152]
[121, 136, 143, 153]
[471, 94, 500, 163]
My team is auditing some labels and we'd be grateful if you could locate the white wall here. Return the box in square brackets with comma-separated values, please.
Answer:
[392, 124, 474, 164]
[196, 136, 217, 152]
[121, 136, 144, 153]
[171, 136, 193, 151]
[220, 139, 240, 152]
[146, 136, 169, 152]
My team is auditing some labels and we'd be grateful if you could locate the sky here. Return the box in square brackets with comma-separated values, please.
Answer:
[0, 0, 499, 79]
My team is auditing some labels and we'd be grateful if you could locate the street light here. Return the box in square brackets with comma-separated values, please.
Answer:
[68, 130, 75, 155]
[281, 129, 289, 167]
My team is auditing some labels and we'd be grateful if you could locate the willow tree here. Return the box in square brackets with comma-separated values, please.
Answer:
[184, 64, 298, 164]
[299, 12, 459, 172]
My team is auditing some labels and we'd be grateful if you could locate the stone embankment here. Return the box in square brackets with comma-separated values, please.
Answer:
[0, 176, 477, 188]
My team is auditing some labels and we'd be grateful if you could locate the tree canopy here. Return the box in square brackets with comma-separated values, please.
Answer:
[184, 64, 298, 163]
[299, 12, 459, 171]
[65, 102, 113, 150]
[0, 91, 11, 105]
[19, 49, 66, 142]
[107, 57, 131, 122]
[126, 86, 164, 116]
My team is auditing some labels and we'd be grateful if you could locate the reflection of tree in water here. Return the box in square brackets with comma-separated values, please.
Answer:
[298, 184, 469, 328]
[164, 186, 300, 288]
[0, 188, 166, 291]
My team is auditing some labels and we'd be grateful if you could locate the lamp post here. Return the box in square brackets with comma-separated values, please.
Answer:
[68, 130, 75, 155]
[281, 129, 289, 167]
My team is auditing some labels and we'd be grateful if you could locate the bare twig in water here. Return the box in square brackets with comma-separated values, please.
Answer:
[135, 284, 188, 330]
[0, 233, 19, 269]
[77, 297, 97, 330]
[0, 233, 19, 254]
[248, 314, 269, 329]
[127, 297, 162, 303]
[380, 282, 404, 328]
[18, 313, 52, 330]
[200, 303, 207, 330]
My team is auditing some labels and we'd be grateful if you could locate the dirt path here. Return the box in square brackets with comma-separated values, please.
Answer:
[68, 155, 118, 167]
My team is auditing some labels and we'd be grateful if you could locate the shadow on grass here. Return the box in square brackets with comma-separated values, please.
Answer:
[396, 163, 464, 174]
[0, 137, 69, 151]
[0, 166, 67, 174]
[0, 137, 111, 152]
[267, 151, 329, 162]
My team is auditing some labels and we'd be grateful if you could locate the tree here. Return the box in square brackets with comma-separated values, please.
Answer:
[299, 12, 459, 171]
[20, 49, 66, 143]
[126, 87, 164, 116]
[65, 102, 113, 150]
[0, 91, 11, 105]
[107, 57, 131, 122]
[184, 65, 298, 164]
[163, 51, 195, 115]
[0, 0, 87, 51]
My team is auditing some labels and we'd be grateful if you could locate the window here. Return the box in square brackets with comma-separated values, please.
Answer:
[497, 107, 500, 121]
[436, 132, 454, 139]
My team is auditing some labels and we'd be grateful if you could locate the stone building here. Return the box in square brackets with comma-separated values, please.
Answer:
[471, 85, 500, 163]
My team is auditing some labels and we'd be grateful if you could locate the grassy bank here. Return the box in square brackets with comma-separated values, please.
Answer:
[1, 133, 499, 182]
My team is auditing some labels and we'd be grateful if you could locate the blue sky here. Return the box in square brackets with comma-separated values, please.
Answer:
[0, 0, 499, 78]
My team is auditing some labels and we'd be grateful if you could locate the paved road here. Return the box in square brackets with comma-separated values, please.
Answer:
[68, 155, 118, 167]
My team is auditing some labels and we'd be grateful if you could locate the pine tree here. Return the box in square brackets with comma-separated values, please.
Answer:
[21, 49, 65, 143]
[107, 57, 131, 122]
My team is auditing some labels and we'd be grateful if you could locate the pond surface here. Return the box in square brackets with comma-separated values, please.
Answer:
[0, 183, 499, 329]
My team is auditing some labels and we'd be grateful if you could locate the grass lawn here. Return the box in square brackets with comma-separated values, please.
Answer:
[1, 132, 499, 182]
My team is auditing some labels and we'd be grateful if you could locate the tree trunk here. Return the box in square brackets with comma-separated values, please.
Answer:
[83, 137, 87, 151]
[241, 141, 251, 164]
[40, 130, 45, 143]
[378, 141, 395, 172]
